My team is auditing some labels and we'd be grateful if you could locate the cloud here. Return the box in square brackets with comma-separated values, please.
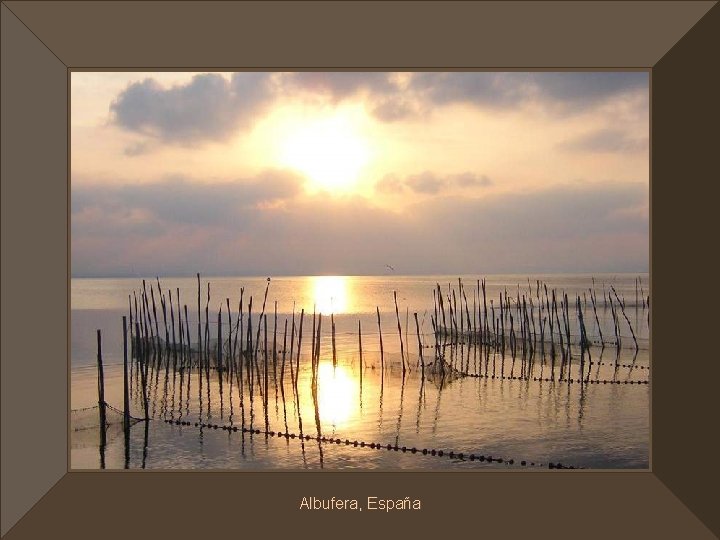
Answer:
[406, 172, 445, 194]
[371, 97, 419, 122]
[280, 72, 398, 101]
[409, 72, 531, 109]
[375, 171, 493, 195]
[451, 172, 493, 188]
[414, 182, 648, 243]
[72, 176, 647, 277]
[72, 170, 304, 229]
[405, 72, 648, 114]
[403, 181, 648, 274]
[107, 72, 648, 148]
[557, 128, 648, 153]
[110, 72, 274, 143]
[283, 72, 648, 124]
[531, 72, 648, 110]
[374, 174, 405, 194]
[123, 141, 151, 156]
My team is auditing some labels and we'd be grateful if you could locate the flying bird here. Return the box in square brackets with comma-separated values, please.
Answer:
[385, 264, 395, 272]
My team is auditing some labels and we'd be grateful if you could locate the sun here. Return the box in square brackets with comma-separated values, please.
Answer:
[310, 275, 350, 314]
[277, 111, 371, 193]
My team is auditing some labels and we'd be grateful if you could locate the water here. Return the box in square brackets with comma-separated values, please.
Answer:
[71, 274, 650, 469]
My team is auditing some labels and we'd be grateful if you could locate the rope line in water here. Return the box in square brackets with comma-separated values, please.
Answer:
[588, 362, 649, 370]
[105, 402, 149, 421]
[457, 373, 649, 385]
[154, 363, 648, 385]
[71, 405, 100, 412]
[72, 402, 148, 422]
[162, 419, 581, 470]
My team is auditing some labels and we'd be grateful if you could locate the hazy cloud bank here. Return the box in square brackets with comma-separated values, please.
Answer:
[558, 128, 649, 154]
[72, 177, 648, 277]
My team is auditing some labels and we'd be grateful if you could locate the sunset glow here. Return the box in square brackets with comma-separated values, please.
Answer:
[311, 276, 350, 314]
[276, 111, 371, 193]
[71, 71, 649, 277]
[316, 363, 356, 428]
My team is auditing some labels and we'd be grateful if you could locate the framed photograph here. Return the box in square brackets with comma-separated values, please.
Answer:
[69, 69, 651, 473]
[2, 1, 718, 538]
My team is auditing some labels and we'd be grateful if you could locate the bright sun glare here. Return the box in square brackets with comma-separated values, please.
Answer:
[311, 275, 349, 314]
[277, 112, 370, 193]
[317, 363, 355, 427]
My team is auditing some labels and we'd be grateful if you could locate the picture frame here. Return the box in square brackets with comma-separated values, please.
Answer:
[2, 1, 718, 537]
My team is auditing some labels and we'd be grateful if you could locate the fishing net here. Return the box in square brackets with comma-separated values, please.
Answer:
[71, 403, 145, 450]
[71, 403, 145, 431]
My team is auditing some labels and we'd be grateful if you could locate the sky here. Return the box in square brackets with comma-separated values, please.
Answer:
[71, 71, 649, 277]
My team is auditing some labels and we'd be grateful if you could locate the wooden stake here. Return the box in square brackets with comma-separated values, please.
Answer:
[295, 309, 305, 387]
[358, 319, 363, 387]
[217, 308, 223, 372]
[376, 306, 384, 373]
[393, 291, 406, 375]
[414, 312, 425, 378]
[331, 312, 337, 368]
[122, 318, 130, 430]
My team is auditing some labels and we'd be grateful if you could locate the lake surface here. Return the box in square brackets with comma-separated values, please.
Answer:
[71, 274, 650, 470]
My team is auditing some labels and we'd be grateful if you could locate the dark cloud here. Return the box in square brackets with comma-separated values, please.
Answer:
[371, 97, 418, 122]
[375, 171, 493, 195]
[409, 72, 531, 108]
[297, 71, 648, 122]
[72, 177, 647, 277]
[405, 72, 647, 114]
[110, 73, 273, 143]
[532, 72, 648, 108]
[558, 128, 648, 153]
[108, 72, 647, 147]
[280, 72, 398, 101]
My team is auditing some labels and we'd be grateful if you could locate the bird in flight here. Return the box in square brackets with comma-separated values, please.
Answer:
[385, 264, 395, 272]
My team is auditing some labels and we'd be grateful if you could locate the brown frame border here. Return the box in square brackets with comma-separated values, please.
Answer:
[2, 1, 718, 538]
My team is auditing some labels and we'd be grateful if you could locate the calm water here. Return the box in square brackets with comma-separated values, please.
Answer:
[71, 274, 650, 470]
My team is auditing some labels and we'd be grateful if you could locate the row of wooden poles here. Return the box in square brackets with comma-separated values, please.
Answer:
[431, 277, 643, 353]
[95, 315, 149, 469]
[123, 274, 646, 393]
[99, 274, 648, 432]
[122, 276, 402, 423]
[91, 274, 648, 468]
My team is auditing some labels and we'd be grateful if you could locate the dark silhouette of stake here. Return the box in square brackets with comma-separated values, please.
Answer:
[96, 329, 107, 461]
[414, 312, 425, 378]
[122, 317, 130, 430]
[331, 312, 337, 367]
[295, 309, 305, 388]
[197, 273, 202, 370]
[612, 286, 639, 350]
[393, 291, 407, 376]
[227, 298, 233, 380]
[376, 306, 385, 374]
[217, 308, 223, 372]
[358, 319, 363, 399]
[123, 315, 131, 468]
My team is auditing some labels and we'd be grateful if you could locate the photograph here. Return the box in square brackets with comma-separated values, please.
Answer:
[70, 70, 650, 470]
